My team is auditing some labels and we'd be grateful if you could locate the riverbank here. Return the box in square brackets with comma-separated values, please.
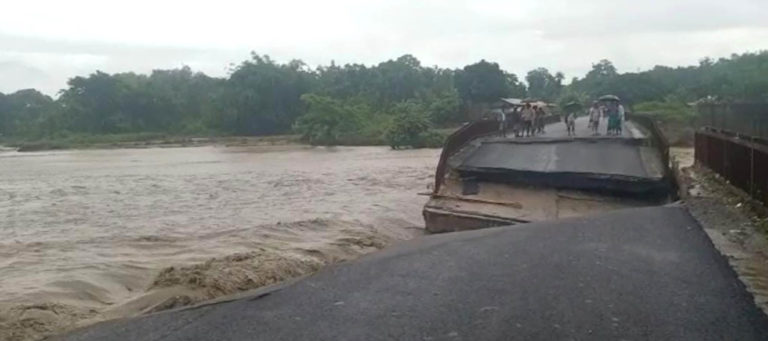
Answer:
[1, 133, 304, 152]
[1, 127, 458, 153]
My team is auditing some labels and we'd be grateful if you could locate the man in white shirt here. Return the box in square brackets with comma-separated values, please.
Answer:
[588, 102, 601, 135]
[521, 103, 535, 137]
[617, 103, 626, 135]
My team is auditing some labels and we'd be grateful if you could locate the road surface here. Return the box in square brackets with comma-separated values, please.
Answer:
[459, 140, 659, 178]
[57, 206, 768, 341]
[456, 115, 665, 195]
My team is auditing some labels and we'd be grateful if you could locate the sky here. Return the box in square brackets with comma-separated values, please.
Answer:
[2, 0, 768, 96]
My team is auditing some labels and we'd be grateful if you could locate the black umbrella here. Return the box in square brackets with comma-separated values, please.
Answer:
[563, 101, 582, 112]
[598, 94, 620, 102]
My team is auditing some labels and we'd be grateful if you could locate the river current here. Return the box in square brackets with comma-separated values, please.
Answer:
[0, 145, 439, 341]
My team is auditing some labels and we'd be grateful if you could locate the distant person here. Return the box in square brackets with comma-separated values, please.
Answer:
[617, 103, 626, 135]
[510, 107, 522, 137]
[606, 102, 621, 136]
[535, 106, 546, 134]
[495, 109, 507, 137]
[588, 102, 601, 135]
[521, 103, 535, 137]
[566, 111, 576, 136]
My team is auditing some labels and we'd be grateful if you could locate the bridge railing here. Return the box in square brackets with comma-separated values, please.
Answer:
[695, 128, 768, 206]
[627, 113, 671, 172]
[433, 120, 499, 194]
[696, 103, 768, 140]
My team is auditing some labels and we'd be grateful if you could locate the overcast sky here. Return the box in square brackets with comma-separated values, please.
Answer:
[2, 0, 768, 96]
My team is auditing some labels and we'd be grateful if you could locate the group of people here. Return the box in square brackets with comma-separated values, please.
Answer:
[500, 103, 548, 138]
[587, 101, 625, 136]
[494, 99, 626, 138]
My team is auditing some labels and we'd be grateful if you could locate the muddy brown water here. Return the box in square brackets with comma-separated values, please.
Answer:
[0, 145, 439, 340]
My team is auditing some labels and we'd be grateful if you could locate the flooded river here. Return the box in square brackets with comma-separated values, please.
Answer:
[0, 145, 439, 340]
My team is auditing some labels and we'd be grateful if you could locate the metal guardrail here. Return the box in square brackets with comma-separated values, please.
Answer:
[433, 120, 499, 194]
[700, 127, 768, 146]
[627, 114, 671, 173]
[695, 128, 768, 206]
[697, 103, 768, 140]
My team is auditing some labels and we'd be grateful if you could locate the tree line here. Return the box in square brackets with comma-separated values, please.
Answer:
[1, 51, 766, 147]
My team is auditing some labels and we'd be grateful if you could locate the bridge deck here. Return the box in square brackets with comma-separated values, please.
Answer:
[459, 139, 662, 179]
[462, 116, 661, 180]
[426, 116, 670, 233]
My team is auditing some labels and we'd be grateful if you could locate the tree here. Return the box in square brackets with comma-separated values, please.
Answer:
[373, 55, 426, 104]
[223, 53, 315, 135]
[423, 89, 462, 125]
[454, 60, 512, 104]
[525, 68, 563, 101]
[506, 73, 527, 98]
[4, 50, 768, 146]
[0, 89, 55, 137]
[294, 94, 364, 145]
[585, 59, 618, 80]
[384, 101, 440, 149]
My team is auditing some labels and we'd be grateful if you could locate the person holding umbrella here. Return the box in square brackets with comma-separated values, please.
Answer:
[599, 95, 621, 136]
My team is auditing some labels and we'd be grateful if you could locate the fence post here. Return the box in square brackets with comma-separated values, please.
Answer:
[723, 130, 728, 179]
[752, 118, 758, 198]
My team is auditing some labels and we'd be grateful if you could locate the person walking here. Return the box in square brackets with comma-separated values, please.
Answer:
[588, 102, 601, 135]
[510, 107, 522, 137]
[566, 111, 576, 136]
[521, 103, 535, 137]
[496, 108, 507, 137]
[606, 102, 620, 136]
[616, 102, 626, 136]
[535, 106, 546, 134]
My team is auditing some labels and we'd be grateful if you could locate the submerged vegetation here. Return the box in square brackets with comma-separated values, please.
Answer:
[1, 51, 767, 149]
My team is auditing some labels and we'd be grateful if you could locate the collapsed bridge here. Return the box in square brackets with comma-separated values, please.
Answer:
[424, 115, 677, 233]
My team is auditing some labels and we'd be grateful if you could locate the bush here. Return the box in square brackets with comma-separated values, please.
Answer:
[633, 100, 695, 123]
[634, 100, 697, 146]
[294, 94, 365, 145]
[414, 130, 446, 148]
[385, 105, 440, 149]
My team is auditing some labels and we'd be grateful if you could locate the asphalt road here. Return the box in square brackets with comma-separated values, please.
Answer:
[459, 140, 653, 178]
[57, 206, 768, 341]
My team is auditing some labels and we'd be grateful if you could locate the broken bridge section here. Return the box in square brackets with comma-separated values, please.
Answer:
[424, 116, 676, 233]
[457, 138, 670, 198]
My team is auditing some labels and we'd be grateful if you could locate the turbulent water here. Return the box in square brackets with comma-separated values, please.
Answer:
[0, 145, 439, 341]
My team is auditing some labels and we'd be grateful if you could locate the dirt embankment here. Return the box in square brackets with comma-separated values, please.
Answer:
[674, 148, 768, 314]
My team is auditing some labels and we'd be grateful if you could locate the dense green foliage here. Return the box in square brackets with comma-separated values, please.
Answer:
[1, 51, 767, 148]
[633, 100, 696, 123]
[384, 102, 442, 149]
[569, 53, 768, 105]
[294, 94, 369, 145]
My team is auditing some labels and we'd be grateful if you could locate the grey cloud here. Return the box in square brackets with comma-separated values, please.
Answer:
[0, 34, 252, 95]
[1, 0, 768, 95]
[0, 61, 55, 94]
